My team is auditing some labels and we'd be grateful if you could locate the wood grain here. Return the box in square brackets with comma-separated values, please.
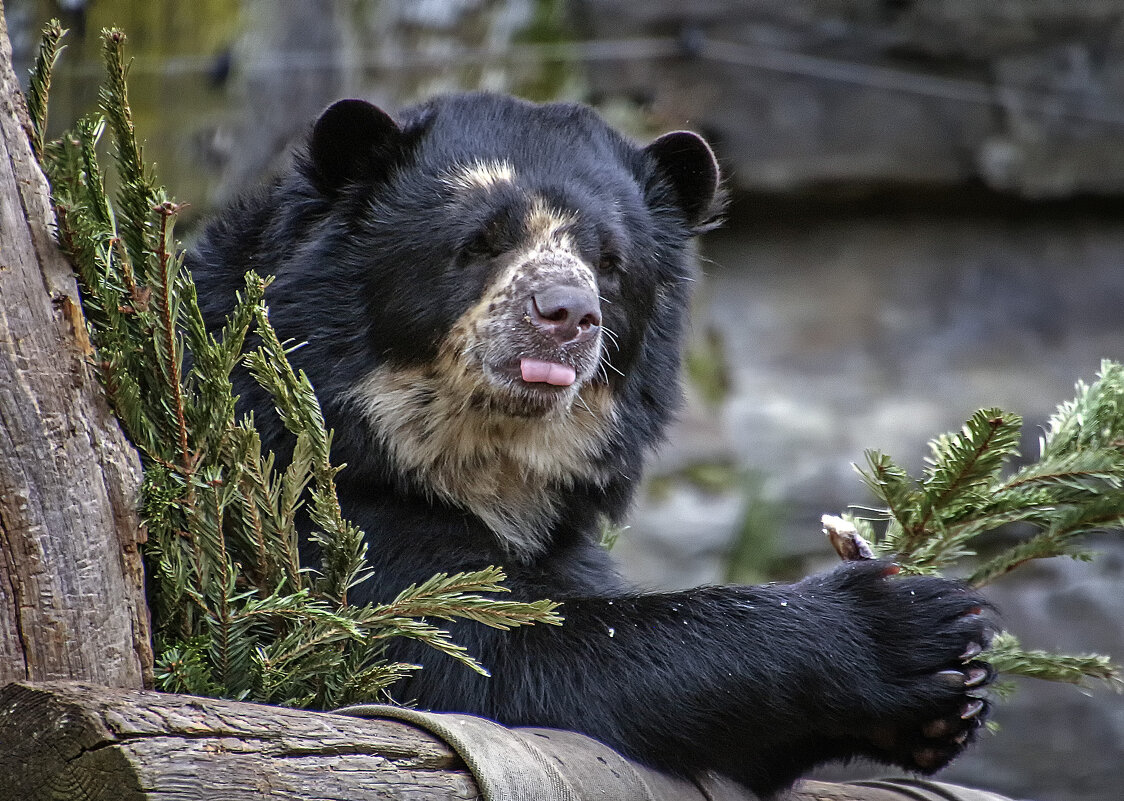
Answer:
[0, 682, 477, 800]
[0, 5, 150, 687]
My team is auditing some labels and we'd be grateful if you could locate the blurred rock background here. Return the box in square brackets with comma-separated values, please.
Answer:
[7, 1, 1122, 798]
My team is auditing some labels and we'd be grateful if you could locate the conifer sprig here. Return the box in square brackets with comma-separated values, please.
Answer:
[242, 291, 370, 605]
[29, 22, 561, 710]
[844, 361, 1124, 691]
[26, 18, 63, 161]
[988, 632, 1119, 688]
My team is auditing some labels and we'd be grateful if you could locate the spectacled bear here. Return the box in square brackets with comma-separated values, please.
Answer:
[188, 92, 995, 797]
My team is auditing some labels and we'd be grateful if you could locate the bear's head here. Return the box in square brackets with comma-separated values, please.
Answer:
[227, 93, 721, 556]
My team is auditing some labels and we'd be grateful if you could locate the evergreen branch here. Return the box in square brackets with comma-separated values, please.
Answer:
[99, 354, 159, 455]
[276, 434, 313, 584]
[370, 568, 564, 630]
[914, 410, 1021, 538]
[988, 633, 1121, 690]
[76, 116, 113, 231]
[366, 616, 491, 676]
[362, 569, 563, 676]
[154, 638, 219, 697]
[326, 659, 419, 708]
[969, 496, 1124, 588]
[182, 279, 260, 465]
[239, 468, 271, 586]
[839, 364, 1124, 695]
[99, 28, 157, 275]
[51, 119, 117, 326]
[27, 19, 66, 162]
[856, 451, 918, 539]
[967, 534, 1093, 589]
[1042, 360, 1124, 458]
[152, 203, 192, 471]
[243, 291, 368, 604]
[999, 451, 1124, 496]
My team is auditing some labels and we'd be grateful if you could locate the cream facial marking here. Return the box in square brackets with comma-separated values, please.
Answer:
[524, 198, 576, 243]
[455, 199, 600, 388]
[346, 196, 612, 556]
[347, 362, 617, 557]
[444, 159, 517, 193]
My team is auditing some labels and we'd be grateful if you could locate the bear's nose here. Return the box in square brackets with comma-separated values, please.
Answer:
[528, 285, 602, 345]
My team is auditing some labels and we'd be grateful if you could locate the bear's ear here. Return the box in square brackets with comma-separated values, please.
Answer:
[643, 131, 721, 228]
[309, 99, 404, 192]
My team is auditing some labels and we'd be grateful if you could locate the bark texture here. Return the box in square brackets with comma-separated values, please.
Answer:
[0, 4, 151, 687]
[0, 682, 1018, 801]
[0, 682, 477, 801]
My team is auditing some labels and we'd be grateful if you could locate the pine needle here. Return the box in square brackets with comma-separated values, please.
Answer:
[988, 633, 1121, 690]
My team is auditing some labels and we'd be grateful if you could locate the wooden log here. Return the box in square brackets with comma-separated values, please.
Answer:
[0, 682, 1017, 801]
[0, 5, 151, 686]
[0, 681, 478, 801]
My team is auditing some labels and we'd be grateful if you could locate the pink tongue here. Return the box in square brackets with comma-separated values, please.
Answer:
[520, 358, 577, 387]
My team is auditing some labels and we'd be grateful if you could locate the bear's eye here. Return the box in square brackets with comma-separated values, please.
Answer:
[598, 253, 622, 274]
[457, 216, 516, 264]
[595, 228, 625, 278]
[596, 252, 623, 294]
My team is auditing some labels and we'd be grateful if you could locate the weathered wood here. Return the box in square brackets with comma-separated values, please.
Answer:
[0, 3, 150, 687]
[0, 682, 1017, 801]
[0, 682, 477, 801]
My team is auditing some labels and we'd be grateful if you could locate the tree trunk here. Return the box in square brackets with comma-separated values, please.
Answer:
[0, 3, 151, 687]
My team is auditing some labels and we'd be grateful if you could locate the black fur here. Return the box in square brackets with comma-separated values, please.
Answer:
[188, 92, 994, 797]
